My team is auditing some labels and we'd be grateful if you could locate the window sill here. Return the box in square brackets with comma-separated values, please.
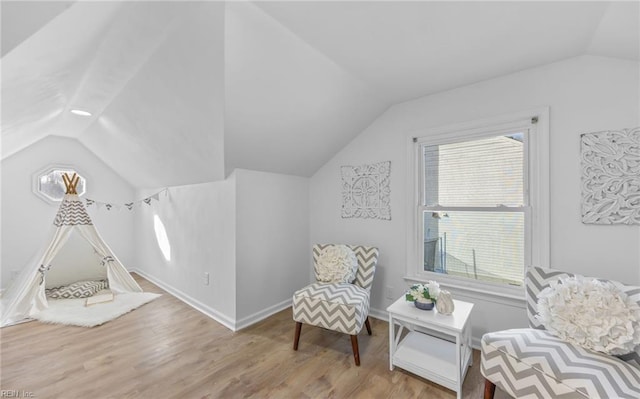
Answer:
[403, 275, 526, 308]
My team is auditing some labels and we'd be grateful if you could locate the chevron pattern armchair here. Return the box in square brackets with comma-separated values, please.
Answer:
[292, 244, 379, 366]
[481, 267, 640, 399]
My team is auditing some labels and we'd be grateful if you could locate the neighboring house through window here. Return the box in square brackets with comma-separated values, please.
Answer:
[407, 109, 549, 299]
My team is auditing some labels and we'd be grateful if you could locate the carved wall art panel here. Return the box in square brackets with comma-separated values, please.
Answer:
[341, 161, 391, 220]
[581, 127, 640, 225]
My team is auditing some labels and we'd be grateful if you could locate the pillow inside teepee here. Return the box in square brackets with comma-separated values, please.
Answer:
[46, 280, 109, 299]
[536, 276, 640, 356]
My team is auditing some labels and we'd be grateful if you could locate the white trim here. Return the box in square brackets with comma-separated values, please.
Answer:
[368, 307, 389, 322]
[406, 136, 421, 285]
[408, 108, 543, 142]
[403, 275, 526, 308]
[406, 107, 550, 297]
[421, 206, 527, 212]
[131, 269, 236, 331]
[32, 164, 88, 205]
[414, 120, 533, 147]
[131, 269, 292, 332]
[235, 298, 292, 331]
[530, 108, 550, 268]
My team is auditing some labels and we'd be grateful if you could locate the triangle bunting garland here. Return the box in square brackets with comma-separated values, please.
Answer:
[83, 188, 168, 212]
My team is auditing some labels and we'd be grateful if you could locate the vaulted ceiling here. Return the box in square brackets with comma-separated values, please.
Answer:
[1, 1, 638, 187]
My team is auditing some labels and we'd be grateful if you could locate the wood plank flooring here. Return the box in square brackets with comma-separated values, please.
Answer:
[1, 275, 509, 398]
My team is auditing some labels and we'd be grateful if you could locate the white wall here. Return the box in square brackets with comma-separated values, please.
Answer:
[234, 169, 310, 325]
[0, 135, 135, 289]
[310, 55, 640, 343]
[133, 169, 309, 329]
[134, 178, 237, 327]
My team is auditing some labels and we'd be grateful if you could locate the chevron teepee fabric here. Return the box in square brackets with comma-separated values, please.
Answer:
[54, 196, 94, 226]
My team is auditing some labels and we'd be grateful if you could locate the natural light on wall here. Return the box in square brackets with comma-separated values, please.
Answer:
[154, 215, 171, 261]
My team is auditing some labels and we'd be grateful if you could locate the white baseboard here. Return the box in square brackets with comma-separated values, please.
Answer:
[130, 268, 293, 332]
[368, 307, 388, 322]
[235, 298, 292, 331]
[131, 268, 237, 331]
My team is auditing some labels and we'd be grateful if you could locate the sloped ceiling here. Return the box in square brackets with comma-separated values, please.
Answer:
[1, 1, 225, 188]
[255, 1, 636, 104]
[1, 1, 75, 57]
[78, 2, 225, 188]
[1, 1, 639, 187]
[224, 2, 388, 176]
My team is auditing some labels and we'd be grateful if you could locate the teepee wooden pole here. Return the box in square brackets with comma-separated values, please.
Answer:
[62, 173, 79, 195]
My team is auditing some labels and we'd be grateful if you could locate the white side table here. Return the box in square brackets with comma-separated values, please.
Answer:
[387, 297, 474, 399]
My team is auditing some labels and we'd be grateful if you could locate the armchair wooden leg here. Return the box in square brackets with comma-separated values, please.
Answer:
[484, 379, 496, 399]
[293, 322, 302, 350]
[350, 335, 360, 366]
[365, 317, 372, 335]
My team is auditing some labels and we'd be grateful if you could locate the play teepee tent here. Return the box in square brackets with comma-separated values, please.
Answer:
[1, 173, 142, 327]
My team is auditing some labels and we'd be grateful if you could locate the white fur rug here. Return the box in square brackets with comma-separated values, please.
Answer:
[33, 292, 161, 327]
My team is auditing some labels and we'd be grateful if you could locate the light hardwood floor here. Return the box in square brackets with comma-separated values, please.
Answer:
[1, 275, 507, 398]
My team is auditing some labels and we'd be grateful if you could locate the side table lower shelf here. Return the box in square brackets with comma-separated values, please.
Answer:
[393, 332, 461, 390]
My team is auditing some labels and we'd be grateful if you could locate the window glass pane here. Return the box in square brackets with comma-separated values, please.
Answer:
[38, 169, 86, 201]
[423, 134, 525, 207]
[423, 211, 524, 286]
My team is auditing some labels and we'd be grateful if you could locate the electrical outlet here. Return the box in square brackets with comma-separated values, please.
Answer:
[203, 272, 210, 286]
[386, 286, 394, 299]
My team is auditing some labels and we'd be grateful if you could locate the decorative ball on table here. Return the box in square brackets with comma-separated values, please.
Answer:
[405, 281, 440, 311]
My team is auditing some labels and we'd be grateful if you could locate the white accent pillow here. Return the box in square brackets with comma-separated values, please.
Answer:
[536, 276, 640, 355]
[316, 245, 358, 283]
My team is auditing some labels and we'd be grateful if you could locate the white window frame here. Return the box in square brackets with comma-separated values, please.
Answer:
[32, 164, 88, 204]
[405, 108, 549, 302]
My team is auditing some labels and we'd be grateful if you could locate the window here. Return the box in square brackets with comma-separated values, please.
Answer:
[34, 167, 86, 203]
[408, 110, 549, 297]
